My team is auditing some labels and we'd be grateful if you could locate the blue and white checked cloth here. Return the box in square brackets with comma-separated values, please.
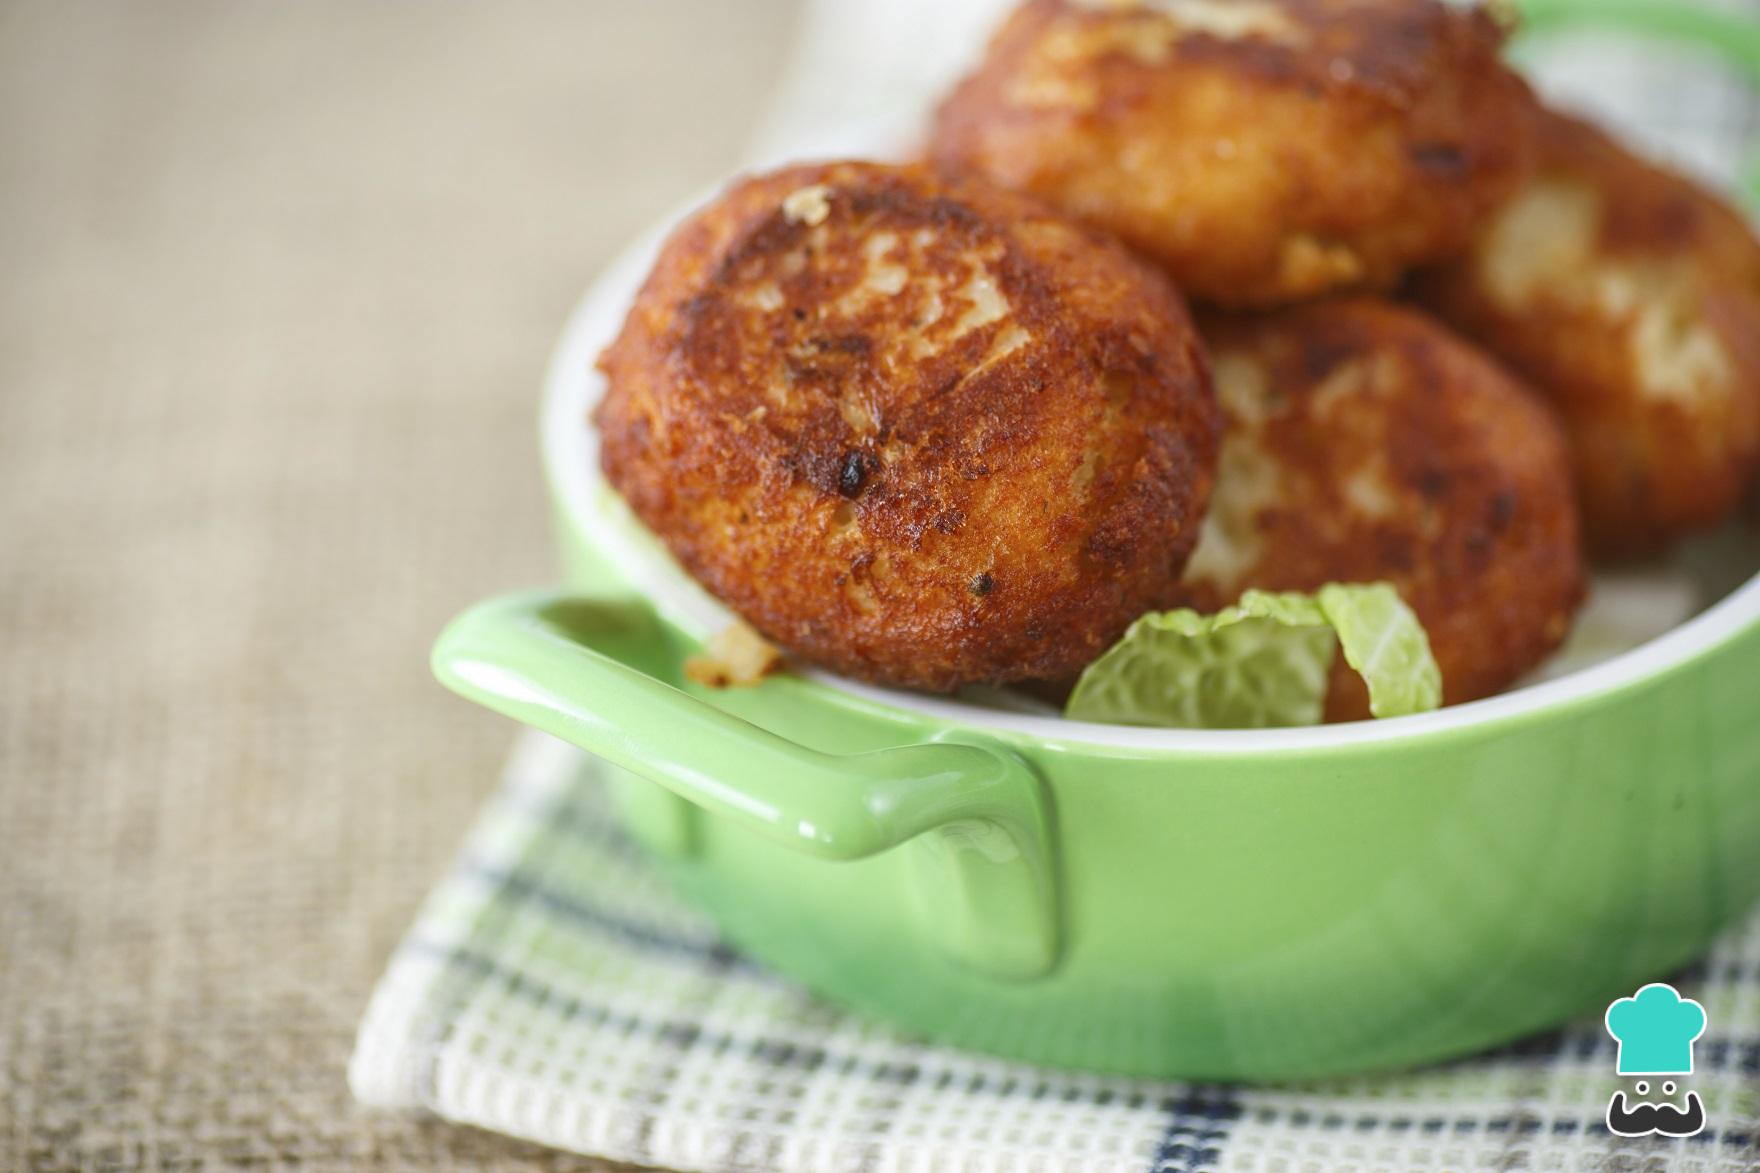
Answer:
[350, 732, 1760, 1172]
[353, 3, 1760, 1168]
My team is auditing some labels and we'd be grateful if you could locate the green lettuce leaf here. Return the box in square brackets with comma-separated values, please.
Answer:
[1064, 583, 1441, 729]
[1314, 583, 1442, 720]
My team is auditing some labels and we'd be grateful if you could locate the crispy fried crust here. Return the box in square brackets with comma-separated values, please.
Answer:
[928, 0, 1537, 307]
[1411, 108, 1760, 559]
[597, 162, 1219, 692]
[1173, 298, 1584, 719]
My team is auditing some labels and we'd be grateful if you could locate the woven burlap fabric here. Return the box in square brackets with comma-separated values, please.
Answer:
[0, 2, 796, 1167]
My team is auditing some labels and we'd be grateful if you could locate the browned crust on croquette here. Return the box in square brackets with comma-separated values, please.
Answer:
[930, 0, 1537, 307]
[1412, 108, 1760, 559]
[1174, 298, 1584, 720]
[596, 161, 1219, 692]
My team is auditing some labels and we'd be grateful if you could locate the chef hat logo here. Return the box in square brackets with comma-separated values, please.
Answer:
[1604, 983, 1707, 1075]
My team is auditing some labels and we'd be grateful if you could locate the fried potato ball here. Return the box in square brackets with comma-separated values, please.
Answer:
[929, 0, 1538, 308]
[1171, 298, 1584, 720]
[1411, 108, 1760, 559]
[596, 161, 1220, 693]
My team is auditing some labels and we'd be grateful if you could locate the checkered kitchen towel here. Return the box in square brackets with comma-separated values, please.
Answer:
[350, 732, 1760, 1172]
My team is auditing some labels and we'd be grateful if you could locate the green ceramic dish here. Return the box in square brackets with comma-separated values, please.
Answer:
[433, 6, 1760, 1080]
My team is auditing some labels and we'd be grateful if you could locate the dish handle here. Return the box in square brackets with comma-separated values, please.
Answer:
[431, 591, 1060, 980]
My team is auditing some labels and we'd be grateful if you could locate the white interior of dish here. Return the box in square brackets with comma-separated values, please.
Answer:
[540, 116, 1760, 751]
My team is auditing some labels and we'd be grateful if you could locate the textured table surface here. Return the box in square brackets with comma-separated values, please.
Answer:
[0, 2, 795, 1167]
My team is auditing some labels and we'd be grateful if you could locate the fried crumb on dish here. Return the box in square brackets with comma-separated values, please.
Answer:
[1411, 107, 1760, 559]
[597, 161, 1220, 693]
[928, 0, 1537, 308]
[1172, 298, 1585, 721]
[684, 620, 783, 688]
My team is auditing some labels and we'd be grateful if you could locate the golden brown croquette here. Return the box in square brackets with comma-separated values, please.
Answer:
[929, 0, 1538, 308]
[596, 161, 1220, 692]
[1411, 107, 1760, 559]
[1172, 298, 1584, 719]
